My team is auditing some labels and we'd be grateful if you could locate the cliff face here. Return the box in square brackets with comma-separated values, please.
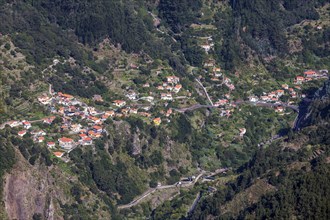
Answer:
[2, 150, 112, 220]
[3, 151, 64, 220]
[296, 80, 330, 129]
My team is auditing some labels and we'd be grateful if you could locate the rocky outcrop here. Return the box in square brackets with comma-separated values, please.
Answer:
[3, 152, 62, 220]
[295, 80, 330, 129]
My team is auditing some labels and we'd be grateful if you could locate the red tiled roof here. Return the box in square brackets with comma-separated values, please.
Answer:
[59, 137, 73, 143]
[53, 151, 64, 157]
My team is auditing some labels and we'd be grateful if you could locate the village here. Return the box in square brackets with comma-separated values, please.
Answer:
[2, 66, 328, 160]
[2, 74, 188, 159]
[201, 57, 328, 114]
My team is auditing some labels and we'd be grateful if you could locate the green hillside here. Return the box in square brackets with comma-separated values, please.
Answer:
[0, 0, 329, 219]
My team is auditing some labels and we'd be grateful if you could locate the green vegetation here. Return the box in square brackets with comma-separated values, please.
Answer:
[189, 80, 330, 219]
[0, 0, 329, 219]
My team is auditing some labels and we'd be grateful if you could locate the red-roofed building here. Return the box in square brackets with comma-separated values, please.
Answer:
[53, 151, 64, 158]
[173, 84, 182, 93]
[22, 121, 31, 129]
[93, 125, 103, 133]
[113, 100, 126, 107]
[166, 76, 180, 84]
[295, 76, 305, 84]
[47, 142, 55, 148]
[304, 70, 317, 78]
[81, 137, 93, 146]
[18, 130, 27, 137]
[58, 137, 74, 150]
[38, 136, 45, 143]
[153, 117, 161, 126]
[275, 106, 284, 113]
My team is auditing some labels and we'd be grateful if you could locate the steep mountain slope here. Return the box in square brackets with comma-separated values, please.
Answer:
[0, 0, 329, 219]
[189, 80, 330, 220]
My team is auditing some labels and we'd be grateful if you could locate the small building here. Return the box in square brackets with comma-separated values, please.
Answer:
[81, 137, 93, 146]
[153, 117, 161, 126]
[53, 151, 65, 158]
[173, 84, 182, 93]
[130, 108, 138, 114]
[214, 99, 228, 106]
[22, 121, 31, 129]
[260, 96, 270, 101]
[93, 125, 103, 133]
[18, 130, 27, 137]
[161, 93, 173, 101]
[8, 121, 21, 128]
[38, 136, 45, 143]
[249, 96, 259, 102]
[113, 100, 126, 107]
[165, 108, 172, 117]
[58, 137, 75, 150]
[104, 110, 115, 117]
[304, 70, 317, 78]
[239, 128, 246, 137]
[58, 92, 74, 100]
[282, 84, 289, 90]
[275, 106, 284, 113]
[143, 83, 150, 88]
[201, 44, 211, 53]
[43, 116, 56, 125]
[126, 91, 138, 100]
[38, 95, 52, 105]
[70, 124, 82, 133]
[47, 142, 56, 148]
[276, 90, 285, 97]
[295, 76, 305, 84]
[166, 76, 180, 84]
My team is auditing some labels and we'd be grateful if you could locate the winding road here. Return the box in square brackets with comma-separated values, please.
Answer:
[118, 171, 206, 209]
[195, 79, 214, 106]
[173, 101, 299, 113]
[117, 168, 230, 210]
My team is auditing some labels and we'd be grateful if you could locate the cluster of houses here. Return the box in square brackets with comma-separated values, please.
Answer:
[247, 69, 328, 113]
[6, 78, 184, 158]
[9, 117, 54, 145]
[294, 70, 328, 84]
[207, 67, 235, 91]
[158, 76, 182, 101]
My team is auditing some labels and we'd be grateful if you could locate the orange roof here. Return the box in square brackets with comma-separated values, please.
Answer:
[61, 93, 74, 99]
[59, 137, 73, 143]
[153, 117, 161, 123]
[304, 70, 316, 75]
[90, 116, 99, 121]
[113, 100, 125, 103]
[84, 137, 92, 141]
[18, 130, 27, 135]
[93, 125, 102, 130]
[53, 151, 64, 157]
[79, 134, 87, 138]
[47, 142, 55, 145]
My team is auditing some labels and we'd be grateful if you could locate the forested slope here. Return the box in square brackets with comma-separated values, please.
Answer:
[0, 0, 329, 219]
[190, 80, 330, 220]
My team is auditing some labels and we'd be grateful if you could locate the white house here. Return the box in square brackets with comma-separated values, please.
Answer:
[58, 137, 75, 150]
